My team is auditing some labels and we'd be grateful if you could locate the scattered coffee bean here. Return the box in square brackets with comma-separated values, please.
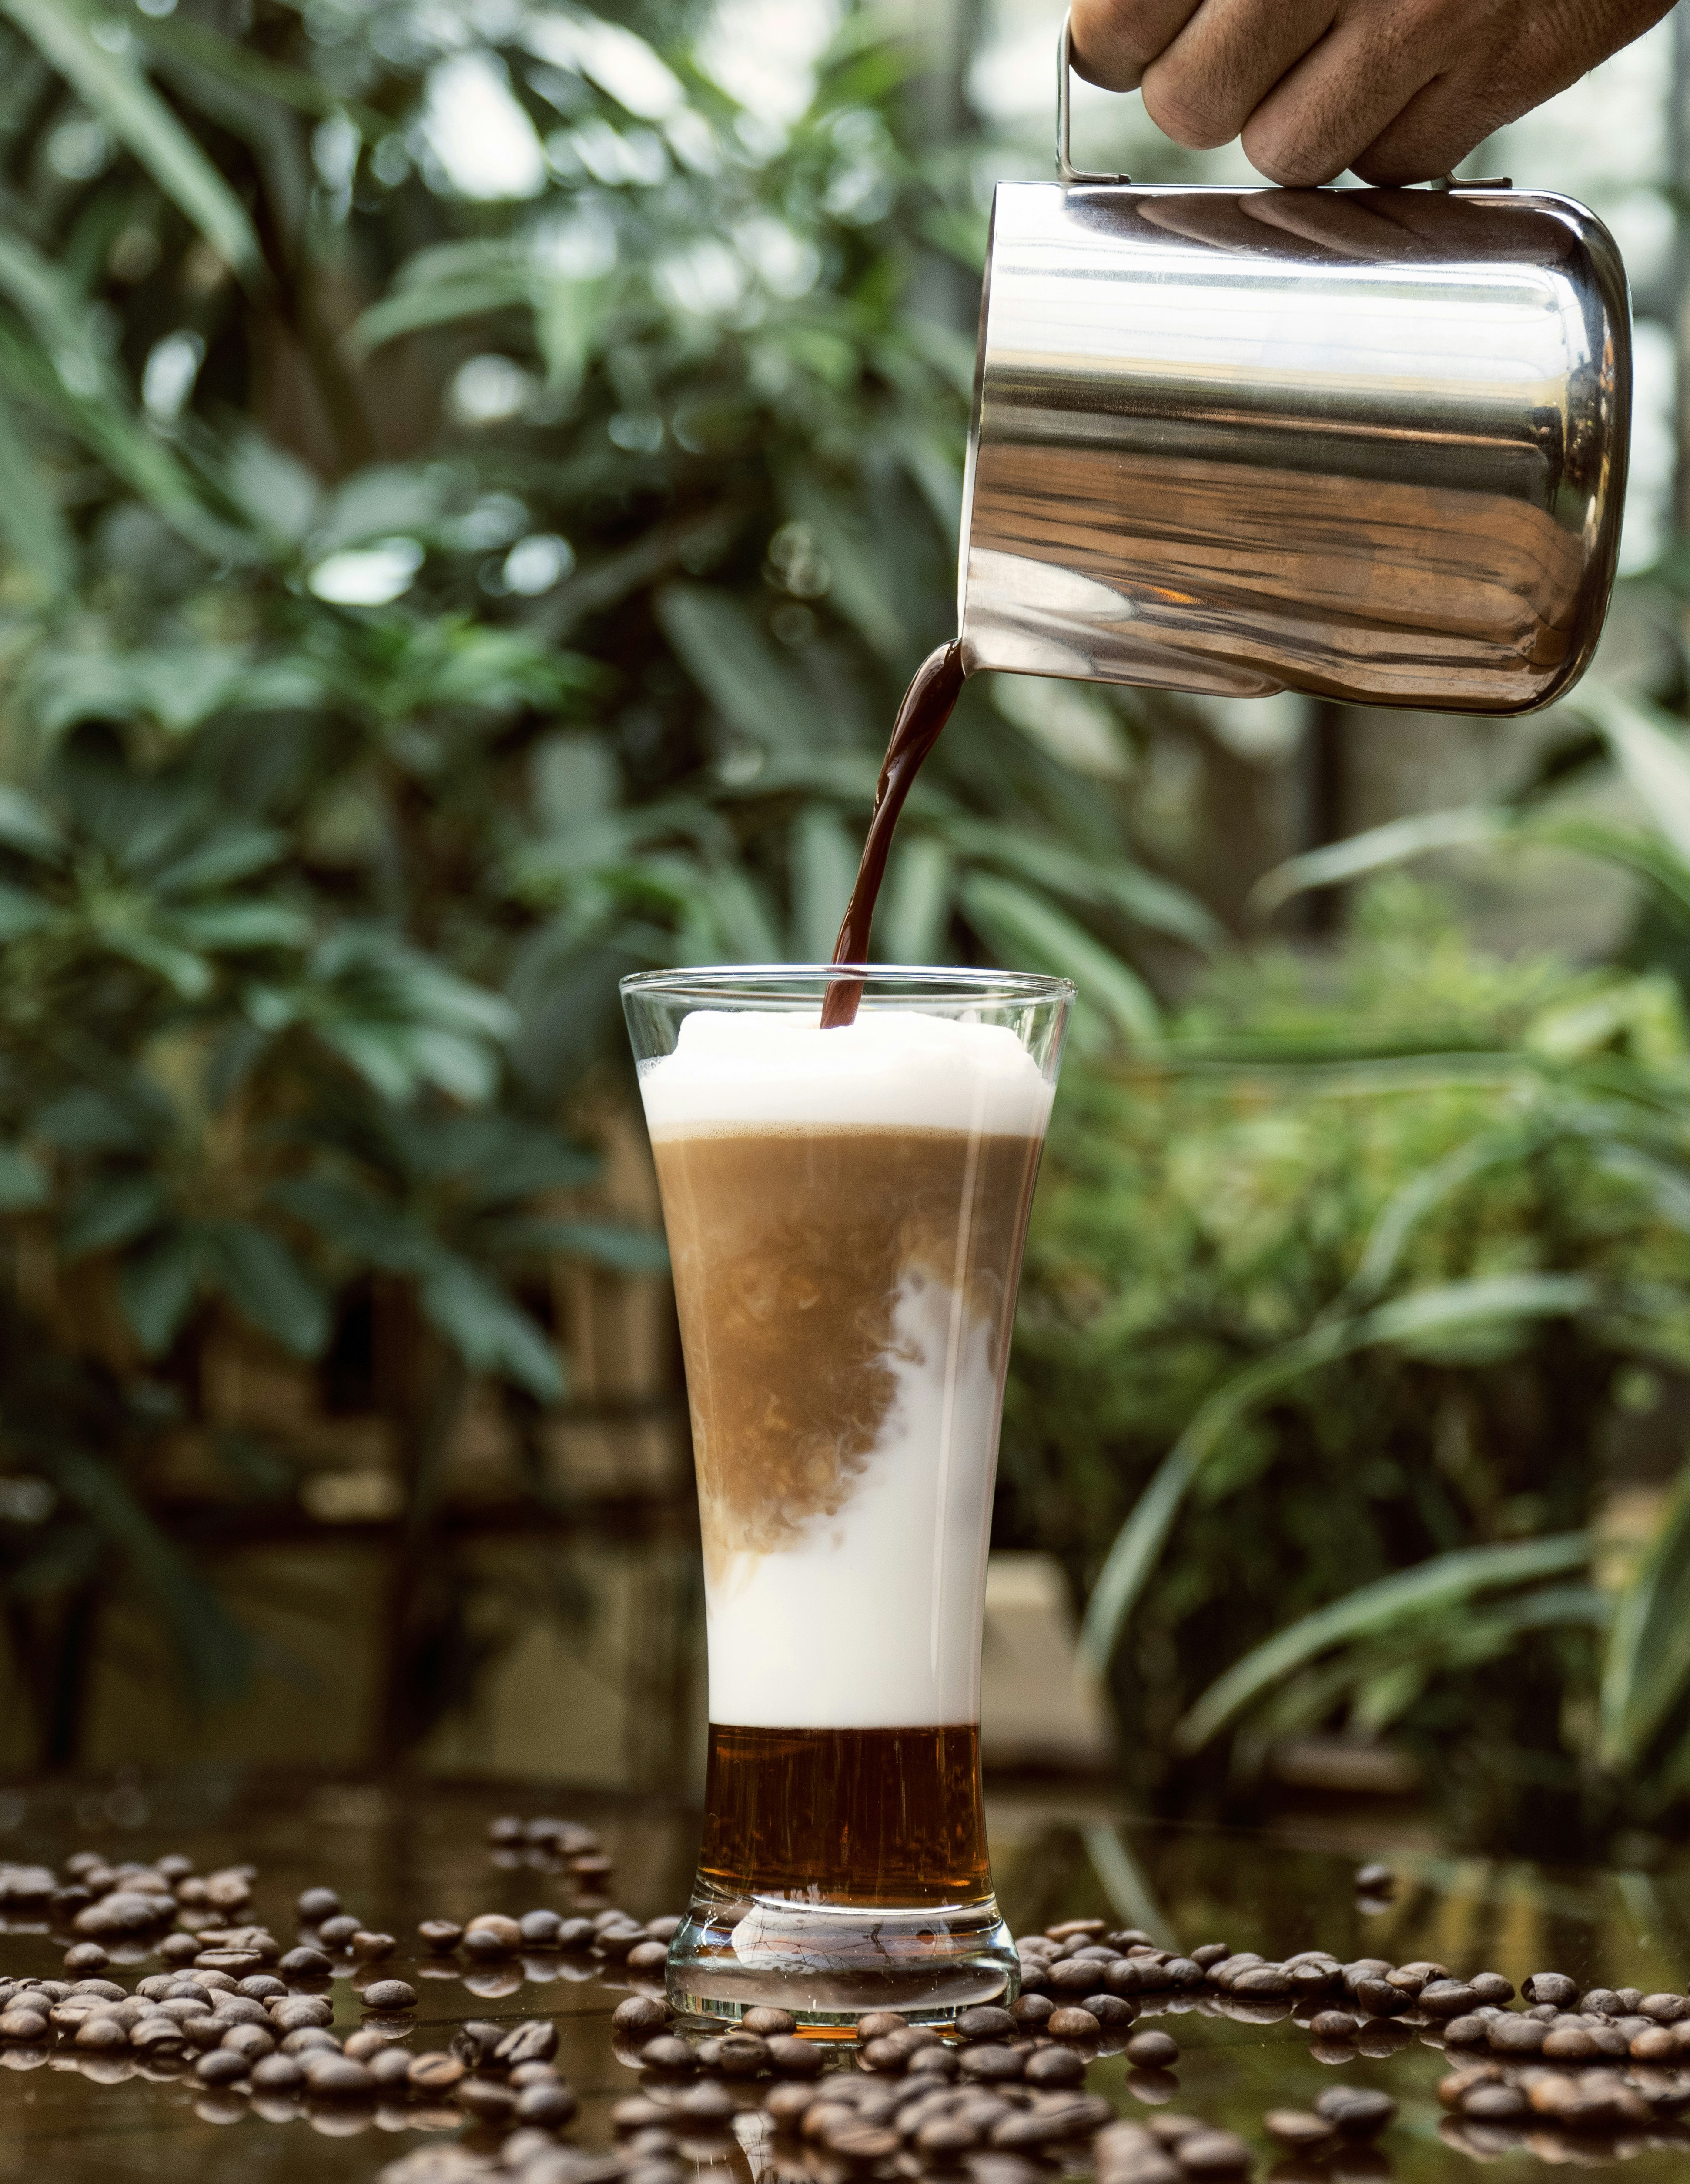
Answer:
[496, 2020, 559, 2066]
[956, 2005, 1017, 2042]
[518, 2080, 580, 2128]
[1315, 2086, 1397, 2138]
[958, 2044, 1024, 2083]
[1464, 2081, 1529, 2122]
[1308, 2010, 1359, 2039]
[1468, 1973, 1515, 2005]
[612, 1997, 669, 2038]
[1125, 2030, 1180, 2070]
[1177, 2128, 1254, 2174]
[639, 2035, 696, 2074]
[856, 2011, 909, 2041]
[408, 2051, 464, 2092]
[1024, 2045, 1084, 2087]
[359, 1980, 416, 2012]
[276, 1947, 331, 1979]
[1264, 2110, 1334, 2148]
[1081, 1993, 1137, 2028]
[417, 1920, 463, 1952]
[766, 2034, 823, 2077]
[63, 1945, 109, 1974]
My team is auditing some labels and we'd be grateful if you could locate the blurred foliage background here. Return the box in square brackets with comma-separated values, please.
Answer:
[3, 0, 1690, 1862]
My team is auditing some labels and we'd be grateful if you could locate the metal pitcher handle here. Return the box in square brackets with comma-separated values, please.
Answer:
[1057, 12, 1130, 185]
[1055, 10, 1509, 190]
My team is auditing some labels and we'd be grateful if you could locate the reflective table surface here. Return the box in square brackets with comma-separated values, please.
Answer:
[0, 1772, 1686, 2181]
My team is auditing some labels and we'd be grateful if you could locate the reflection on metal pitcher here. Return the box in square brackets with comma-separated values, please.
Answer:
[960, 161, 1630, 713]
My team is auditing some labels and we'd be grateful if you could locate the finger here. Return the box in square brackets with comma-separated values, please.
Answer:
[1239, 10, 1444, 186]
[1141, 0, 1335, 153]
[1352, 0, 1679, 184]
[1068, 0, 1203, 92]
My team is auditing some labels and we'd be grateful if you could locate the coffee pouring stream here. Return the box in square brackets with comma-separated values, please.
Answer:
[827, 11, 1633, 1015]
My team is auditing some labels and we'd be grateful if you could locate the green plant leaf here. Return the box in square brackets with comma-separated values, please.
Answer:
[1176, 1533, 1593, 1754]
[118, 1226, 204, 1355]
[1250, 809, 1511, 918]
[0, 1145, 48, 1211]
[0, 785, 65, 863]
[490, 1216, 669, 1273]
[789, 804, 857, 962]
[1600, 1453, 1690, 1769]
[0, 395, 72, 596]
[420, 1258, 563, 1401]
[1079, 1273, 1597, 1679]
[61, 1174, 167, 1258]
[960, 873, 1151, 1042]
[655, 585, 817, 752]
[1574, 684, 1690, 865]
[207, 1221, 328, 1357]
[879, 836, 952, 965]
[0, 0, 262, 284]
[0, 882, 53, 941]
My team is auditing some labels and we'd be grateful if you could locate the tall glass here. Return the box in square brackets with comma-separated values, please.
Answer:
[622, 966, 1071, 2028]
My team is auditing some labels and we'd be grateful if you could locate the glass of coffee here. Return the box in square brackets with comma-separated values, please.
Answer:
[621, 966, 1071, 2028]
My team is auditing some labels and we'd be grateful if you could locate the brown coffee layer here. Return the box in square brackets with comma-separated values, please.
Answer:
[697, 1722, 990, 1904]
[652, 1127, 1042, 1560]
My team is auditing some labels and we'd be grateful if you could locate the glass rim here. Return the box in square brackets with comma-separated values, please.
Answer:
[619, 964, 1075, 1007]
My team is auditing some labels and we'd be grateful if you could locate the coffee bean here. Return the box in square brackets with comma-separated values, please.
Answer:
[277, 1947, 331, 1979]
[555, 1918, 596, 1952]
[1308, 2010, 1359, 2039]
[1542, 2024, 1596, 2059]
[1044, 2005, 1099, 2039]
[63, 1944, 109, 1974]
[360, 1980, 416, 2012]
[271, 1998, 334, 2032]
[238, 1976, 286, 2003]
[1616, 1987, 1645, 2013]
[279, 2028, 338, 2057]
[466, 1913, 524, 1954]
[717, 2031, 771, 2077]
[457, 2075, 516, 2122]
[1464, 2081, 1528, 2122]
[158, 1934, 202, 1967]
[1125, 2030, 1180, 2070]
[1263, 2110, 1333, 2149]
[493, 2020, 558, 2067]
[860, 2036, 909, 2072]
[1023, 2045, 1084, 2087]
[1011, 1994, 1053, 2027]
[194, 2047, 248, 2086]
[956, 2005, 1017, 2042]
[518, 1909, 563, 1946]
[917, 2118, 979, 2157]
[639, 2035, 696, 2074]
[1352, 1979, 1409, 2018]
[251, 2052, 305, 2093]
[1469, 1974, 1516, 2006]
[1315, 2087, 1396, 2138]
[958, 2044, 1024, 2083]
[736, 2006, 792, 2037]
[906, 2044, 958, 2080]
[75, 2016, 129, 2052]
[765, 2033, 823, 2077]
[1631, 2024, 1678, 2061]
[409, 2051, 464, 2092]
[613, 1997, 669, 2037]
[1354, 2019, 1412, 2058]
[1189, 1944, 1230, 1970]
[346, 1931, 395, 1963]
[417, 1920, 463, 1952]
[1442, 2014, 1491, 2045]
[1175, 2128, 1252, 2174]
[1640, 1992, 1690, 2023]
[1581, 1988, 1622, 2017]
[1418, 1980, 1479, 2020]
[1081, 1993, 1137, 2028]
[360, 2045, 412, 2087]
[514, 2080, 579, 2130]
[626, 1940, 669, 1973]
[856, 2011, 908, 2041]
[676, 2079, 737, 2123]
[2, 2005, 51, 2042]
[1047, 1959, 1105, 1996]
[221, 2023, 276, 2062]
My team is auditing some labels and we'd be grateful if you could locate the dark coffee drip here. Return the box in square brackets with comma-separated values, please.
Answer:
[821, 639, 967, 1030]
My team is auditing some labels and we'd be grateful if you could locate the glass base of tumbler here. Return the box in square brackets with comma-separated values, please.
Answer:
[665, 1882, 1020, 2030]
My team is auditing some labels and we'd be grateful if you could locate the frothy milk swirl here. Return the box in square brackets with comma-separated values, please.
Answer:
[641, 1011, 1052, 1730]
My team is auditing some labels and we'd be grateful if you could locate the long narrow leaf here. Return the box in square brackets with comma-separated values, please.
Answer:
[1177, 1534, 1592, 1754]
[1600, 1454, 1690, 1769]
[1250, 809, 1510, 917]
[1079, 1274, 1596, 1677]
[1, 0, 261, 284]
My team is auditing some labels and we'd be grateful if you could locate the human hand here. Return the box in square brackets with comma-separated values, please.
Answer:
[1068, 0, 1675, 186]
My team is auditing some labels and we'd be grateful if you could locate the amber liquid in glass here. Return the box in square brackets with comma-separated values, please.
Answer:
[696, 1724, 990, 1907]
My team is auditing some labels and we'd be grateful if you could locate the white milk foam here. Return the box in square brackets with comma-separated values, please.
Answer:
[639, 1009, 1051, 1730]
[637, 1006, 1054, 1139]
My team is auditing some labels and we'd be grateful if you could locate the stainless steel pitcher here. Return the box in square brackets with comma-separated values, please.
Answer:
[957, 17, 1632, 712]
